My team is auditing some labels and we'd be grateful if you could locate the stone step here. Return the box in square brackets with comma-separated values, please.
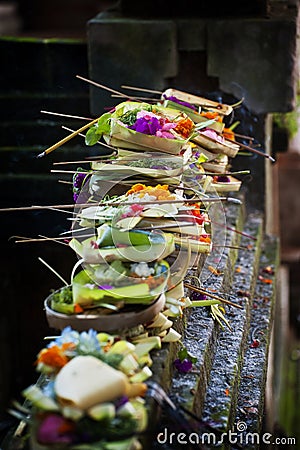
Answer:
[141, 198, 248, 443]
[0, 174, 74, 243]
[146, 209, 265, 449]
[149, 226, 279, 450]
[200, 213, 264, 431]
[0, 37, 88, 95]
[234, 235, 279, 448]
[168, 211, 264, 422]
[0, 119, 94, 148]
[0, 142, 112, 174]
[0, 93, 90, 121]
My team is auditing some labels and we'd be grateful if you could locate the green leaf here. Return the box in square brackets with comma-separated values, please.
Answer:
[97, 113, 112, 134]
[197, 153, 209, 163]
[85, 126, 101, 146]
[194, 118, 216, 131]
[210, 304, 232, 331]
[178, 346, 197, 364]
[85, 113, 112, 146]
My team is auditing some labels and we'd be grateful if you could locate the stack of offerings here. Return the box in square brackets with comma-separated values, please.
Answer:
[8, 85, 253, 450]
[45, 88, 245, 336]
[84, 90, 244, 193]
[45, 181, 212, 335]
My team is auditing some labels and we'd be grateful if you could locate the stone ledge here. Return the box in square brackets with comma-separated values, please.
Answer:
[170, 213, 263, 426]
[147, 217, 279, 450]
[235, 235, 280, 448]
[200, 214, 264, 431]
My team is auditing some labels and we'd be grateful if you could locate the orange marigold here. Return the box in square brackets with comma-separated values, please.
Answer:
[36, 343, 74, 369]
[223, 128, 235, 141]
[174, 118, 194, 138]
[200, 111, 223, 122]
[126, 183, 146, 196]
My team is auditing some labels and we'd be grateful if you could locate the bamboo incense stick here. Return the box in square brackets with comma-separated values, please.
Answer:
[98, 197, 228, 206]
[58, 180, 73, 184]
[37, 117, 100, 158]
[200, 170, 250, 176]
[62, 125, 116, 150]
[51, 169, 89, 175]
[0, 204, 89, 213]
[54, 160, 95, 165]
[76, 75, 141, 101]
[39, 235, 69, 246]
[121, 85, 234, 110]
[184, 283, 243, 309]
[212, 244, 250, 250]
[226, 137, 275, 162]
[211, 220, 257, 241]
[15, 234, 93, 243]
[121, 85, 163, 95]
[233, 132, 255, 141]
[61, 126, 88, 142]
[139, 222, 198, 230]
[59, 226, 90, 236]
[0, 196, 237, 213]
[41, 110, 92, 121]
[111, 94, 157, 102]
[38, 257, 69, 286]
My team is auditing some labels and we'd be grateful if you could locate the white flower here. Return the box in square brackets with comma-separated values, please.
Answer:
[130, 262, 155, 277]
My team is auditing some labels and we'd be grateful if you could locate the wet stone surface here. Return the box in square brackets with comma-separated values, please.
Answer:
[235, 235, 279, 450]
[149, 207, 279, 450]
[182, 213, 263, 428]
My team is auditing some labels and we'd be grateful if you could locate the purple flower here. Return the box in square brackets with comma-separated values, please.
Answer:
[36, 414, 76, 445]
[115, 395, 129, 410]
[73, 172, 86, 189]
[191, 292, 207, 301]
[163, 95, 197, 111]
[98, 284, 113, 290]
[174, 358, 193, 373]
[216, 175, 231, 183]
[73, 171, 91, 203]
[129, 116, 161, 135]
[152, 165, 169, 170]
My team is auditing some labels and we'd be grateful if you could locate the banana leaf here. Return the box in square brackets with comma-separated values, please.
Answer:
[104, 119, 187, 156]
[192, 133, 240, 157]
[206, 176, 242, 193]
[72, 262, 170, 306]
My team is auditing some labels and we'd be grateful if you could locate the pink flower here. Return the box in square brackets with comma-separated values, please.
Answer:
[200, 128, 224, 143]
[156, 130, 175, 139]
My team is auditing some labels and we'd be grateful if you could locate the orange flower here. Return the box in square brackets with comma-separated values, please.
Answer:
[200, 111, 223, 122]
[74, 304, 84, 313]
[36, 343, 75, 369]
[126, 183, 176, 200]
[174, 117, 194, 138]
[126, 183, 146, 196]
[223, 127, 235, 141]
[199, 235, 211, 243]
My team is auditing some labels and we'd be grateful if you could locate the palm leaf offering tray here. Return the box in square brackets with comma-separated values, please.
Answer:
[3, 78, 275, 449]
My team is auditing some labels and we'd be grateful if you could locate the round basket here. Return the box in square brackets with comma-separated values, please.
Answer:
[44, 289, 165, 333]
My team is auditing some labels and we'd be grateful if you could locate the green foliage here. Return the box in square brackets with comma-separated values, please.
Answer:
[273, 94, 300, 139]
[85, 113, 112, 146]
